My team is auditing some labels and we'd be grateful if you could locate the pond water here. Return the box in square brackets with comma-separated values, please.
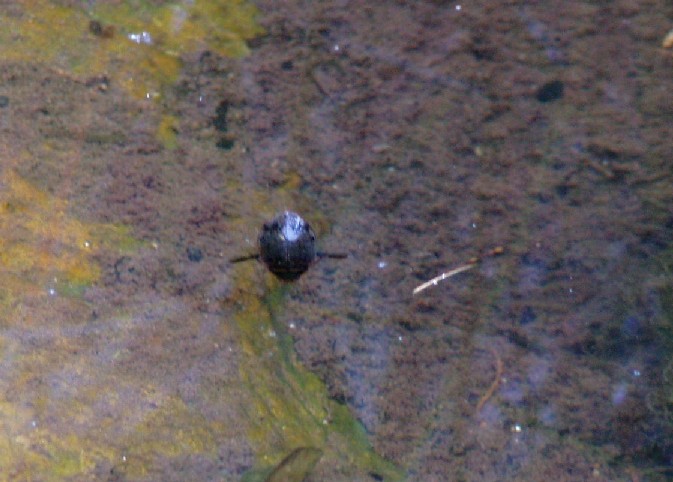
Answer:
[0, 1, 671, 481]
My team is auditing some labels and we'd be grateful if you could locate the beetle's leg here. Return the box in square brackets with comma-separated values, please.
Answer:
[316, 252, 347, 260]
[230, 253, 260, 263]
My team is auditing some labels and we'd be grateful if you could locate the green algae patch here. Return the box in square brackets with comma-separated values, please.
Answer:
[115, 396, 221, 478]
[0, 0, 264, 100]
[0, 398, 117, 481]
[92, 0, 263, 58]
[0, 169, 138, 313]
[157, 114, 180, 150]
[231, 264, 403, 481]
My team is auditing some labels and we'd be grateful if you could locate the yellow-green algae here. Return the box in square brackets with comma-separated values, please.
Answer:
[0, 169, 138, 309]
[230, 212, 402, 480]
[157, 114, 180, 150]
[0, 164, 401, 478]
[217, 176, 401, 479]
[233, 272, 402, 481]
[0, 397, 118, 479]
[115, 396, 223, 478]
[0, 1, 264, 100]
[0, 167, 139, 478]
[0, 157, 221, 481]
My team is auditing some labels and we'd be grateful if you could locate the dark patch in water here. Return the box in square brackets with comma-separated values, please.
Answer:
[536, 80, 564, 102]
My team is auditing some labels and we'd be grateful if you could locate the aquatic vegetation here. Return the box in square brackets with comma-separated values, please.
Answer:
[0, 1, 264, 100]
[232, 270, 403, 481]
[0, 398, 117, 480]
[0, 4, 398, 476]
[0, 169, 137, 310]
[0, 171, 400, 478]
[227, 184, 401, 479]
[157, 114, 179, 150]
[0, 167, 141, 479]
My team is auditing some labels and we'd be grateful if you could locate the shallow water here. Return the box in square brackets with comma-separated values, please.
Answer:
[0, 1, 672, 481]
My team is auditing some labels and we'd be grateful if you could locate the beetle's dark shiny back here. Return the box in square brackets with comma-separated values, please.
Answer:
[259, 211, 316, 281]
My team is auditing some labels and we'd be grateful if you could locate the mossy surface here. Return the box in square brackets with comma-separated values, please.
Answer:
[0, 167, 139, 478]
[232, 279, 403, 480]
[0, 169, 137, 311]
[0, 1, 263, 100]
[0, 116, 400, 480]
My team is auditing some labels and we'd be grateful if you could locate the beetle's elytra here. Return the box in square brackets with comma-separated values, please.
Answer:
[231, 211, 346, 281]
[260, 211, 316, 280]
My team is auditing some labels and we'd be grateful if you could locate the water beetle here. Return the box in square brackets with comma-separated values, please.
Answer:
[231, 211, 346, 281]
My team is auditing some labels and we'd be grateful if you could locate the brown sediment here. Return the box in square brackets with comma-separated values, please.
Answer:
[0, 0, 672, 480]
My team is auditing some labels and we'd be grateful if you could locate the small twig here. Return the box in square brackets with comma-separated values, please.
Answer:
[412, 263, 475, 295]
[412, 246, 504, 295]
[475, 348, 504, 414]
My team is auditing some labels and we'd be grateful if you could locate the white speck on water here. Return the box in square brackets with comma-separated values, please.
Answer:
[455, 4, 462, 11]
[471, 222, 477, 228]
[632, 369, 641, 377]
[128, 31, 153, 45]
[378, 261, 387, 269]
